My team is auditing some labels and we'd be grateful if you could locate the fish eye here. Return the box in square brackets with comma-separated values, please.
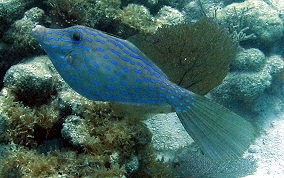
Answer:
[72, 31, 82, 41]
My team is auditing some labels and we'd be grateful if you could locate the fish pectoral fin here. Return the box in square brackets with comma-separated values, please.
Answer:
[176, 93, 256, 161]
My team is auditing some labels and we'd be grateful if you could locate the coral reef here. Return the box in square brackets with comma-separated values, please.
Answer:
[211, 71, 272, 103]
[216, 0, 284, 45]
[230, 48, 266, 72]
[0, 56, 174, 177]
[1, 146, 127, 177]
[267, 0, 284, 21]
[61, 115, 90, 147]
[45, 0, 184, 35]
[265, 55, 284, 76]
[128, 18, 238, 95]
[1, 95, 61, 148]
[46, 0, 88, 28]
[0, 0, 185, 88]
[0, 0, 27, 38]
[114, 2, 185, 34]
[2, 7, 47, 55]
[120, 3, 157, 32]
[0, 0, 185, 89]
[0, 0, 283, 177]
[155, 6, 184, 25]
[3, 55, 56, 106]
[211, 50, 284, 105]
[182, 1, 204, 22]
[0, 97, 8, 144]
[0, 7, 47, 88]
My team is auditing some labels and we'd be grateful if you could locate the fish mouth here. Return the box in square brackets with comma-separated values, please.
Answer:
[32, 25, 45, 41]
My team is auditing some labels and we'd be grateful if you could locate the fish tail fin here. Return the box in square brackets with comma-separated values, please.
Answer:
[174, 91, 256, 161]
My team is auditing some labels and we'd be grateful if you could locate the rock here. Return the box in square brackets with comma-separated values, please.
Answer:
[0, 97, 8, 143]
[0, 0, 27, 37]
[125, 155, 139, 174]
[3, 56, 56, 106]
[61, 115, 90, 147]
[0, 7, 47, 87]
[3, 7, 46, 53]
[211, 52, 283, 103]
[183, 0, 204, 22]
[230, 48, 266, 72]
[264, 55, 284, 76]
[121, 4, 156, 32]
[267, 0, 284, 21]
[163, 0, 188, 9]
[144, 112, 193, 162]
[211, 70, 272, 102]
[155, 6, 184, 26]
[37, 138, 65, 154]
[145, 113, 193, 151]
[22, 7, 46, 23]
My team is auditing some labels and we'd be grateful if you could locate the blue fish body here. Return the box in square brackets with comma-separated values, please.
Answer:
[33, 25, 190, 109]
[33, 25, 255, 161]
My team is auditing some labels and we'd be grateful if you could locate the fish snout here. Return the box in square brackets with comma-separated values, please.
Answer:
[32, 25, 45, 40]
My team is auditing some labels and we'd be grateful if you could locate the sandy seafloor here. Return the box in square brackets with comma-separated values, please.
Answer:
[1, 0, 284, 177]
[146, 84, 284, 177]
[243, 92, 284, 178]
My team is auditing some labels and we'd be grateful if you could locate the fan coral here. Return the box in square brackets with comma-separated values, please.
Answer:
[128, 18, 238, 95]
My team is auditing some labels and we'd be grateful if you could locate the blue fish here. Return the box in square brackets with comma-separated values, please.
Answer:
[32, 25, 255, 160]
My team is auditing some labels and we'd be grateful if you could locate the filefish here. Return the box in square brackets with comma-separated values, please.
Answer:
[32, 25, 255, 160]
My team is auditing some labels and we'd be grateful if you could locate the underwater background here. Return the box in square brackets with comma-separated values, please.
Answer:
[0, 0, 283, 177]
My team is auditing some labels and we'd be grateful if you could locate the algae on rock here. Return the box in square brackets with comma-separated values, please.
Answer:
[0, 56, 174, 177]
